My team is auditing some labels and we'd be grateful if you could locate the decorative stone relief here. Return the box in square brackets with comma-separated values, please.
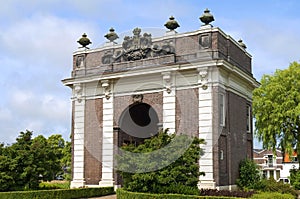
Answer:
[162, 72, 172, 94]
[199, 34, 211, 49]
[101, 27, 175, 64]
[76, 55, 85, 68]
[101, 80, 111, 100]
[74, 83, 83, 102]
[198, 68, 208, 90]
[132, 94, 143, 103]
[102, 51, 114, 65]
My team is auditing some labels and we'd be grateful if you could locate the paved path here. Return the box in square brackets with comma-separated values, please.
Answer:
[88, 194, 116, 199]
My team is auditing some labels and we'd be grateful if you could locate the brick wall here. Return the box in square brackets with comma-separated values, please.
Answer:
[73, 29, 252, 78]
[227, 91, 252, 184]
[84, 99, 103, 185]
[175, 88, 198, 136]
[218, 135, 229, 186]
[114, 92, 163, 128]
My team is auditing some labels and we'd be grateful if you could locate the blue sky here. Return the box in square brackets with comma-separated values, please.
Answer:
[0, 1, 299, 147]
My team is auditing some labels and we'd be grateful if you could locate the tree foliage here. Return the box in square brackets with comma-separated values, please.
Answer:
[0, 130, 71, 191]
[289, 168, 300, 189]
[253, 61, 300, 163]
[117, 129, 205, 195]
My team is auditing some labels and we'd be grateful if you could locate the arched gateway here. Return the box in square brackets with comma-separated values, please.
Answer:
[118, 101, 159, 146]
[62, 10, 259, 190]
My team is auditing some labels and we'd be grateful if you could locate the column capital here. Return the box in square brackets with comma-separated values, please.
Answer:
[161, 71, 172, 94]
[101, 80, 111, 100]
[73, 83, 83, 102]
[197, 67, 209, 90]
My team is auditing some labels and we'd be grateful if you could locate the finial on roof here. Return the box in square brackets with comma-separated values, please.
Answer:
[199, 8, 215, 25]
[238, 39, 247, 49]
[77, 33, 92, 48]
[164, 16, 180, 31]
[104, 27, 119, 43]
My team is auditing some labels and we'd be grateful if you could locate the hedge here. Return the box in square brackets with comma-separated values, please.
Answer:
[251, 192, 295, 199]
[116, 189, 243, 199]
[0, 187, 114, 199]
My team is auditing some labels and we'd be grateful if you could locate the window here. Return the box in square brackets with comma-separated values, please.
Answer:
[246, 105, 251, 132]
[291, 156, 298, 163]
[267, 155, 274, 167]
[220, 150, 224, 160]
[269, 170, 274, 178]
[219, 94, 225, 126]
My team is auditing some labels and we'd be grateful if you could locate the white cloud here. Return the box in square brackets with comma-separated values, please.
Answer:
[1, 13, 98, 68]
[0, 89, 71, 144]
[0, 10, 98, 143]
[9, 89, 70, 124]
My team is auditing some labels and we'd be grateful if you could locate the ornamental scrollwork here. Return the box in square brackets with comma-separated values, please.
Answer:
[101, 28, 175, 64]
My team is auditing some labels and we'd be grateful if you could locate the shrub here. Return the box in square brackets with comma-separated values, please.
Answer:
[254, 178, 298, 197]
[117, 188, 243, 199]
[117, 129, 205, 195]
[236, 159, 260, 190]
[199, 189, 254, 198]
[0, 187, 114, 199]
[290, 168, 300, 189]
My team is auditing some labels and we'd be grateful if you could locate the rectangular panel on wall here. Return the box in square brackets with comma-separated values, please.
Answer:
[84, 99, 102, 185]
[176, 88, 198, 136]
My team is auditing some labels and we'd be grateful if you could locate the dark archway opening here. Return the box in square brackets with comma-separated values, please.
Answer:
[116, 102, 159, 185]
[118, 102, 159, 147]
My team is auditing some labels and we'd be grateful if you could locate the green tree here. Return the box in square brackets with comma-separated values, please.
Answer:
[253, 61, 300, 165]
[47, 134, 72, 179]
[61, 140, 72, 180]
[47, 134, 65, 179]
[0, 144, 15, 191]
[0, 131, 71, 191]
[236, 158, 261, 190]
[117, 129, 205, 195]
[9, 130, 39, 190]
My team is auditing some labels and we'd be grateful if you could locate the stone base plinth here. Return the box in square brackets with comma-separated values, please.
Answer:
[70, 180, 86, 188]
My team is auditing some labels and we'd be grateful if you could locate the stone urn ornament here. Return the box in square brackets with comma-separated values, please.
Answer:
[199, 8, 215, 25]
[77, 33, 92, 48]
[164, 16, 180, 31]
[238, 39, 247, 49]
[104, 27, 119, 43]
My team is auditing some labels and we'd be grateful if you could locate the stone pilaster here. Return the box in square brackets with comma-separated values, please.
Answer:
[162, 72, 176, 134]
[71, 84, 86, 188]
[197, 67, 215, 189]
[99, 81, 114, 187]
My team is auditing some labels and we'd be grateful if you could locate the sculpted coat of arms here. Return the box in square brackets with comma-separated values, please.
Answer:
[102, 28, 175, 64]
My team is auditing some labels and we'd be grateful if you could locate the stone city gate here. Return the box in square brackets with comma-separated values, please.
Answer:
[62, 9, 259, 190]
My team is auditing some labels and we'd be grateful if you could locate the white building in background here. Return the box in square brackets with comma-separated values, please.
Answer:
[253, 149, 299, 182]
